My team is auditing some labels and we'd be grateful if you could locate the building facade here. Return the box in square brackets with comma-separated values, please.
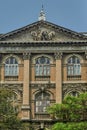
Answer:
[0, 10, 87, 129]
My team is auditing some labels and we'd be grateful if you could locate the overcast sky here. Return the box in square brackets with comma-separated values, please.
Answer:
[0, 0, 87, 33]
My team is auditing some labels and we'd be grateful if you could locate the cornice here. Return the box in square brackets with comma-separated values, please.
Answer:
[0, 41, 87, 47]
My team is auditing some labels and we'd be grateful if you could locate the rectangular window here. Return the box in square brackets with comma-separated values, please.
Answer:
[5, 65, 18, 76]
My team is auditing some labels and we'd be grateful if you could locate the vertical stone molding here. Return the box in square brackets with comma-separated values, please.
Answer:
[22, 52, 31, 120]
[55, 52, 62, 103]
[1, 64, 4, 82]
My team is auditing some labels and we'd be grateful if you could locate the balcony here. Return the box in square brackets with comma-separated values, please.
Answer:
[35, 113, 50, 120]
[67, 75, 81, 81]
[5, 76, 18, 81]
[35, 75, 50, 81]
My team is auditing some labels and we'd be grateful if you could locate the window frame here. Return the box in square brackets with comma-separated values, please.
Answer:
[35, 92, 50, 113]
[67, 56, 81, 76]
[5, 57, 19, 76]
[35, 56, 50, 76]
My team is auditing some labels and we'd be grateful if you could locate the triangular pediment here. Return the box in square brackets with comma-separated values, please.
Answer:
[0, 21, 87, 42]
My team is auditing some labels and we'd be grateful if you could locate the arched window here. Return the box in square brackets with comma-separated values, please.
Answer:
[35, 92, 50, 113]
[5, 57, 18, 76]
[67, 56, 81, 76]
[35, 56, 50, 76]
[69, 91, 79, 97]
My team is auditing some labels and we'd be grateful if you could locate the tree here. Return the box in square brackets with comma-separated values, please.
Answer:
[51, 122, 87, 130]
[78, 93, 87, 120]
[47, 92, 87, 130]
[0, 87, 24, 130]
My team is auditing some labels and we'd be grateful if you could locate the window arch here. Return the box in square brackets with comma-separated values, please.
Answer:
[67, 56, 81, 76]
[35, 56, 50, 76]
[35, 92, 50, 113]
[5, 57, 19, 76]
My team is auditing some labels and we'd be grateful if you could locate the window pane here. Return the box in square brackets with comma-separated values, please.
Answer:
[74, 65, 77, 75]
[67, 56, 81, 76]
[40, 57, 46, 64]
[35, 57, 50, 76]
[5, 57, 18, 76]
[47, 66, 50, 75]
[35, 66, 39, 76]
[77, 65, 81, 75]
[69, 91, 79, 97]
[35, 92, 50, 113]
[39, 65, 43, 75]
[43, 66, 47, 75]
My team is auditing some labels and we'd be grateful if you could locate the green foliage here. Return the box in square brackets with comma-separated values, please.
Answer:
[47, 92, 87, 130]
[0, 88, 24, 130]
[52, 122, 87, 130]
[48, 93, 87, 121]
[52, 123, 66, 130]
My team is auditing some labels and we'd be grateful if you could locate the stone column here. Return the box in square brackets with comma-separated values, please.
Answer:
[22, 52, 31, 120]
[55, 52, 62, 103]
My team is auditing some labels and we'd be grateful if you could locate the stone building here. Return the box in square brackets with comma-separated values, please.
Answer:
[0, 8, 87, 129]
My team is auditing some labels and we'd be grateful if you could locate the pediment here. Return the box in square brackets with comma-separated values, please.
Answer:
[0, 21, 87, 42]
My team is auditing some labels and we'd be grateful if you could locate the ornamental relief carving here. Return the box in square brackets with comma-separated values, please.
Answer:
[31, 30, 55, 41]
[30, 83, 55, 89]
[0, 84, 23, 99]
[63, 83, 87, 98]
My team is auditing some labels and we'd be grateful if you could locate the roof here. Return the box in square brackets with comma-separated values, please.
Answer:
[0, 20, 87, 42]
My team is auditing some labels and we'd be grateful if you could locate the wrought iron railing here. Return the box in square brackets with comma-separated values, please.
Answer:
[67, 75, 81, 81]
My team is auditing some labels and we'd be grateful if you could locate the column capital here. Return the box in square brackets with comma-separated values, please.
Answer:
[54, 52, 63, 60]
[85, 51, 87, 60]
[23, 52, 31, 60]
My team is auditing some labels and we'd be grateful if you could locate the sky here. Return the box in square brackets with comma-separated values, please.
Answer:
[0, 0, 87, 33]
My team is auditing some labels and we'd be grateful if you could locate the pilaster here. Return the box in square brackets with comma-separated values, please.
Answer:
[22, 52, 31, 120]
[55, 52, 62, 103]
[1, 64, 4, 82]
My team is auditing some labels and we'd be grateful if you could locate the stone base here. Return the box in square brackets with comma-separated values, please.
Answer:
[21, 105, 30, 120]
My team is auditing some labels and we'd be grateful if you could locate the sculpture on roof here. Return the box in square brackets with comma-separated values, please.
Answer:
[38, 5, 46, 21]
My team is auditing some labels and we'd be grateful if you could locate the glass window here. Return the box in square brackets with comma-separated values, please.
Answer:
[35, 92, 50, 113]
[5, 57, 18, 76]
[67, 56, 81, 76]
[69, 91, 79, 97]
[35, 56, 50, 76]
